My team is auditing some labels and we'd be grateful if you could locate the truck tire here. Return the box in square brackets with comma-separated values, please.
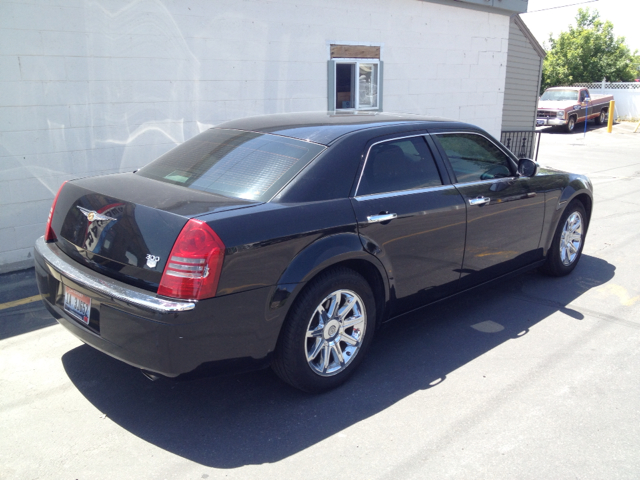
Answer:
[594, 109, 607, 125]
[564, 116, 576, 133]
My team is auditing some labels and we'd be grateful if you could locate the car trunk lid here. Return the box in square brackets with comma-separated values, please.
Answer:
[50, 173, 259, 292]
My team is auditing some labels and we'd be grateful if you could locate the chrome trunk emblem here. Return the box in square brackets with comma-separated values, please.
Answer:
[77, 206, 117, 223]
[146, 254, 161, 268]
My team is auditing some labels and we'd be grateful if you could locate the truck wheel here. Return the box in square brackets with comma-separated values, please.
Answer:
[564, 116, 576, 133]
[594, 109, 607, 125]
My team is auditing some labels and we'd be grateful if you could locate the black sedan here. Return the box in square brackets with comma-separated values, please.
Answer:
[34, 112, 593, 392]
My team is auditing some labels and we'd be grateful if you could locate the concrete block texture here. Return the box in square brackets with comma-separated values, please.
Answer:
[0, 0, 511, 271]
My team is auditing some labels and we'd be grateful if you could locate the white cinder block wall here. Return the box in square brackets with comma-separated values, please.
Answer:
[0, 0, 510, 272]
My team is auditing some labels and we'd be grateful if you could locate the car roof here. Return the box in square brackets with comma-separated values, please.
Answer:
[215, 111, 477, 145]
[547, 87, 582, 91]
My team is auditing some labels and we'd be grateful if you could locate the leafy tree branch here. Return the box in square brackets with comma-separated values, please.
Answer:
[541, 8, 640, 93]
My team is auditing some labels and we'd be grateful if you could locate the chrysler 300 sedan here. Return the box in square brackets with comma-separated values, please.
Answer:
[35, 112, 593, 392]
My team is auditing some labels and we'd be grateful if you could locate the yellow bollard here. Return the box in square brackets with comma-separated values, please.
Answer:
[635, 121, 640, 133]
[607, 100, 615, 133]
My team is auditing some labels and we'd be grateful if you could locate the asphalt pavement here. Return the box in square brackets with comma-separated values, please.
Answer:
[1, 121, 639, 479]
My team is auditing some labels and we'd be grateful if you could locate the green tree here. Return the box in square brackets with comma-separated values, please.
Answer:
[541, 8, 639, 92]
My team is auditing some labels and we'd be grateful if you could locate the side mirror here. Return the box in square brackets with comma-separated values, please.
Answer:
[518, 158, 538, 177]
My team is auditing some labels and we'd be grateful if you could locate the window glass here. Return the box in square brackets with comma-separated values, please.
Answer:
[334, 60, 380, 111]
[540, 89, 579, 102]
[358, 63, 378, 109]
[436, 133, 513, 183]
[136, 129, 325, 202]
[358, 136, 442, 196]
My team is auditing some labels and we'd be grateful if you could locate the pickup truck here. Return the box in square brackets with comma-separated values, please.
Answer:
[537, 87, 613, 132]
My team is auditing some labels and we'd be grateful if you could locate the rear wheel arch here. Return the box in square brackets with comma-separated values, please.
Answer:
[270, 234, 390, 327]
[277, 258, 389, 329]
[322, 258, 387, 328]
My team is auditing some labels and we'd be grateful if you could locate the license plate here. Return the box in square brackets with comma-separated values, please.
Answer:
[536, 119, 546, 126]
[64, 286, 91, 325]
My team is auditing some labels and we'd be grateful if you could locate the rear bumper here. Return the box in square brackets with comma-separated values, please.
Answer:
[34, 237, 279, 377]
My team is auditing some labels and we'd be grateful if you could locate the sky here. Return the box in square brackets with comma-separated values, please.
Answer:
[521, 0, 640, 52]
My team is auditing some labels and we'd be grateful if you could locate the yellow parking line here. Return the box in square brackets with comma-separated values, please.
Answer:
[0, 295, 42, 311]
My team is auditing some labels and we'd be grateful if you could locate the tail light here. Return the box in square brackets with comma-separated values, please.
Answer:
[44, 181, 67, 242]
[157, 219, 225, 300]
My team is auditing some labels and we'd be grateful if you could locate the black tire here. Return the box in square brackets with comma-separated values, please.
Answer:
[271, 267, 376, 393]
[594, 109, 607, 125]
[564, 116, 576, 133]
[541, 200, 588, 277]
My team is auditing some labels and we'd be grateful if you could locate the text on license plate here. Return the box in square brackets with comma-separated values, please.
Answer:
[64, 286, 91, 325]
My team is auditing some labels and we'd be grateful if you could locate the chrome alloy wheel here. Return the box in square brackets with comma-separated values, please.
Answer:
[305, 289, 366, 376]
[560, 211, 583, 266]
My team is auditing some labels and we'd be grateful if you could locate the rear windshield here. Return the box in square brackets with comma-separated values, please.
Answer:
[136, 129, 325, 202]
[540, 89, 579, 102]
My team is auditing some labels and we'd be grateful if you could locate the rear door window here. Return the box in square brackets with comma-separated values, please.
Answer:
[357, 136, 442, 196]
[136, 129, 325, 202]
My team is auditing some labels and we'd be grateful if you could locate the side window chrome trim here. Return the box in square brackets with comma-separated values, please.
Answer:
[354, 184, 456, 201]
[354, 133, 439, 196]
[452, 178, 517, 188]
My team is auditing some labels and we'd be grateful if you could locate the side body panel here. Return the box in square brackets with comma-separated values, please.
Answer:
[352, 187, 466, 316]
[453, 176, 545, 287]
[208, 199, 360, 296]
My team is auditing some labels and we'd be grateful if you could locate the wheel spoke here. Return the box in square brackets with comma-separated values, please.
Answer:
[336, 294, 356, 321]
[322, 344, 331, 373]
[317, 304, 329, 325]
[326, 293, 340, 319]
[560, 245, 568, 263]
[570, 217, 581, 233]
[340, 333, 358, 346]
[307, 338, 324, 361]
[307, 324, 324, 338]
[342, 313, 362, 329]
[332, 343, 345, 366]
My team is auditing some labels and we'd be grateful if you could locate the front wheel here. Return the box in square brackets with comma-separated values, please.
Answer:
[564, 116, 576, 133]
[541, 200, 587, 277]
[272, 267, 376, 392]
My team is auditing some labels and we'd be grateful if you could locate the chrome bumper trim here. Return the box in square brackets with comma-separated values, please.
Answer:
[35, 236, 196, 313]
[537, 118, 566, 126]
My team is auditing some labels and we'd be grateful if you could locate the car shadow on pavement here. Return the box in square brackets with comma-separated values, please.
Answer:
[0, 267, 56, 341]
[61, 254, 614, 468]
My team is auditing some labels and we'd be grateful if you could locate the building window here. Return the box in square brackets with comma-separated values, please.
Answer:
[328, 45, 382, 111]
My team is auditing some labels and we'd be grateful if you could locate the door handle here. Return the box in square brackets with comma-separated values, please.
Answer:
[367, 213, 397, 223]
[469, 196, 490, 206]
